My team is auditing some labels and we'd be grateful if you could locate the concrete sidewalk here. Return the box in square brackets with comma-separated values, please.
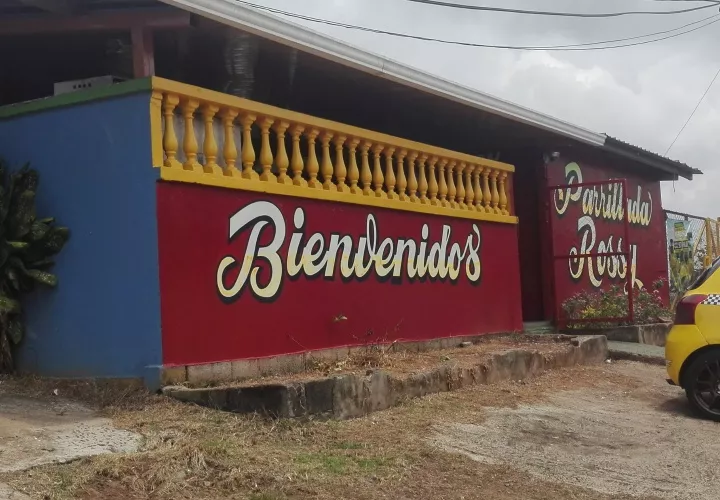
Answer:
[0, 391, 143, 499]
[608, 341, 665, 365]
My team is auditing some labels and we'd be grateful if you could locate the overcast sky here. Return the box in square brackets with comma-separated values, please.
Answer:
[253, 0, 720, 217]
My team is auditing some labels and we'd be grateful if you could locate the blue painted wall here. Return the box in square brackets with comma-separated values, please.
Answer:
[0, 92, 162, 381]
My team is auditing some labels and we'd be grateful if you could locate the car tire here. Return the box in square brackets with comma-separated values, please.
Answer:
[684, 350, 720, 422]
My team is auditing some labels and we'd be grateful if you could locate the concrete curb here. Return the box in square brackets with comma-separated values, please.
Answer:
[561, 323, 671, 347]
[163, 335, 608, 420]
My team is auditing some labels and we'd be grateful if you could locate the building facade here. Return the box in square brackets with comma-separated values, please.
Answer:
[0, 0, 698, 386]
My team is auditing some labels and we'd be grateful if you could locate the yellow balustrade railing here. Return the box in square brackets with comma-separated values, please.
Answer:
[150, 77, 517, 223]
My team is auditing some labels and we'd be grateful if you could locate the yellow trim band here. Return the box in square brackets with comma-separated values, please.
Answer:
[160, 169, 518, 224]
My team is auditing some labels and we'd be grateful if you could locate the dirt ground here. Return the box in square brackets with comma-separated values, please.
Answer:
[434, 362, 720, 499]
[0, 361, 717, 500]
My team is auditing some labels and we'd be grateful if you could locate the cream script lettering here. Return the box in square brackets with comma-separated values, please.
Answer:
[569, 216, 644, 291]
[554, 162, 653, 227]
[554, 162, 652, 291]
[216, 201, 482, 302]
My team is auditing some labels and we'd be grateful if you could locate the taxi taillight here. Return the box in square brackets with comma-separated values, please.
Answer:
[675, 295, 707, 325]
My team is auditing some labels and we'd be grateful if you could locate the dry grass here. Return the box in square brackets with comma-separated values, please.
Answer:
[0, 363, 650, 500]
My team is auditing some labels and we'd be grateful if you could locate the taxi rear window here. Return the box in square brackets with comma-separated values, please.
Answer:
[691, 257, 720, 289]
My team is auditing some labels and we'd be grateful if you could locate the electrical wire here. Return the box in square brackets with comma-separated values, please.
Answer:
[545, 13, 720, 48]
[665, 64, 720, 154]
[238, 2, 720, 51]
[402, 0, 720, 17]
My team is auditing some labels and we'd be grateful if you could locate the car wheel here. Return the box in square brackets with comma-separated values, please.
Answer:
[684, 350, 720, 422]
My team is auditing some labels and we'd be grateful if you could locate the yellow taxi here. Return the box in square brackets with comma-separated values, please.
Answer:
[666, 256, 720, 421]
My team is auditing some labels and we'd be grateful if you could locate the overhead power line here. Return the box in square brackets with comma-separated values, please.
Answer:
[238, 2, 720, 51]
[558, 16, 720, 50]
[402, 0, 720, 18]
[544, 13, 719, 48]
[665, 64, 720, 154]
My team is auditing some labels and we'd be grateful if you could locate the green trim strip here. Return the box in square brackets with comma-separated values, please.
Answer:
[0, 78, 153, 120]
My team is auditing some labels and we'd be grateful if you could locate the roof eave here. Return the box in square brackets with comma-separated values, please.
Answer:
[602, 137, 698, 181]
[158, 0, 606, 148]
[159, 0, 700, 181]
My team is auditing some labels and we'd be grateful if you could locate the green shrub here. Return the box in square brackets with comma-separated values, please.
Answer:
[0, 160, 69, 372]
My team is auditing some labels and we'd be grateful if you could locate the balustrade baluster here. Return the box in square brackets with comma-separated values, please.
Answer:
[491, 170, 500, 213]
[407, 152, 419, 202]
[499, 172, 509, 215]
[456, 162, 466, 210]
[384, 147, 397, 199]
[373, 144, 386, 198]
[258, 117, 276, 182]
[438, 159, 448, 207]
[202, 104, 221, 175]
[427, 157, 439, 206]
[396, 150, 408, 201]
[240, 114, 258, 180]
[320, 132, 334, 190]
[306, 129, 321, 189]
[465, 164, 475, 211]
[482, 167, 492, 211]
[359, 141, 372, 195]
[181, 99, 203, 173]
[417, 154, 428, 204]
[472, 165, 483, 211]
[290, 125, 307, 187]
[447, 161, 457, 209]
[221, 109, 240, 177]
[274, 121, 291, 184]
[162, 94, 182, 169]
[348, 139, 362, 195]
[334, 135, 349, 193]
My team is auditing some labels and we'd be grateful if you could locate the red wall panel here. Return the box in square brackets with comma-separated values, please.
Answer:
[547, 157, 669, 321]
[157, 182, 523, 366]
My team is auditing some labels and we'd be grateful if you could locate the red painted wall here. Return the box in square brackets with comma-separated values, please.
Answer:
[546, 156, 669, 322]
[157, 182, 523, 366]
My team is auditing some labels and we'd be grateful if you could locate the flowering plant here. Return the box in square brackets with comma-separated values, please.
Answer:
[561, 279, 669, 328]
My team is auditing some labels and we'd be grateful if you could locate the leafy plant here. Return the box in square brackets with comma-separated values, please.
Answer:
[562, 279, 670, 329]
[0, 160, 69, 372]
